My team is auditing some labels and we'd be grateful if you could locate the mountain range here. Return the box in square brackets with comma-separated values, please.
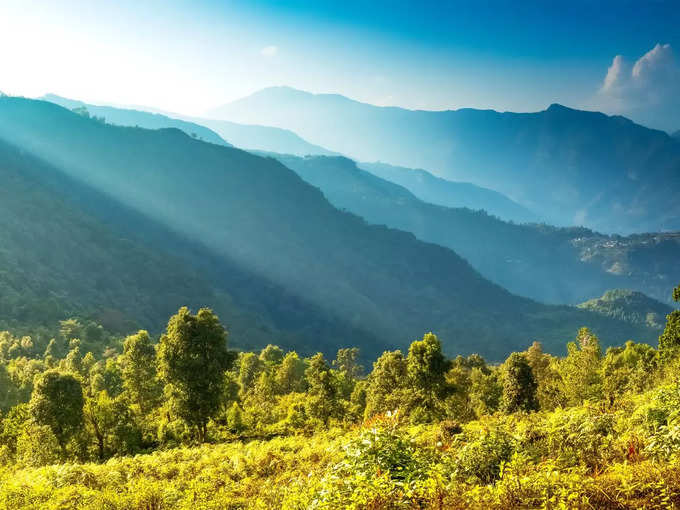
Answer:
[358, 161, 540, 224]
[266, 153, 680, 306]
[42, 94, 334, 157]
[39, 95, 548, 225]
[0, 96, 662, 359]
[210, 86, 680, 234]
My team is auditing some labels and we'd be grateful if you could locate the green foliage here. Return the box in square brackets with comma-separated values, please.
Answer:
[158, 308, 230, 441]
[501, 352, 538, 413]
[120, 330, 161, 414]
[29, 370, 84, 453]
[0, 287, 678, 507]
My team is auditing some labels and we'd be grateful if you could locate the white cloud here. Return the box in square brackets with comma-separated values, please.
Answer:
[260, 45, 278, 58]
[597, 43, 680, 132]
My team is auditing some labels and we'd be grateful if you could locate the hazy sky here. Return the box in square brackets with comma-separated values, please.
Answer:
[1, 0, 679, 130]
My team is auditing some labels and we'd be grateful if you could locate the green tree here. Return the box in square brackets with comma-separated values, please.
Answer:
[157, 307, 229, 442]
[659, 284, 680, 357]
[364, 350, 409, 418]
[406, 332, 451, 422]
[559, 327, 603, 405]
[226, 402, 245, 432]
[334, 347, 363, 399]
[120, 330, 161, 414]
[0, 363, 21, 413]
[501, 352, 538, 413]
[16, 423, 60, 467]
[29, 370, 84, 455]
[275, 351, 307, 394]
[259, 344, 284, 365]
[84, 390, 142, 459]
[305, 353, 339, 425]
[238, 352, 263, 397]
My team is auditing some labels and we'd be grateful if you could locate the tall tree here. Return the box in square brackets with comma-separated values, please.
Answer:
[364, 350, 409, 419]
[157, 307, 230, 442]
[407, 332, 451, 422]
[659, 284, 680, 357]
[559, 327, 603, 405]
[275, 351, 307, 394]
[502, 352, 538, 413]
[120, 330, 161, 414]
[29, 370, 84, 455]
[305, 353, 339, 426]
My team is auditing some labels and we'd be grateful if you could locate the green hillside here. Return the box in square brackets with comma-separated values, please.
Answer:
[0, 97, 661, 358]
[578, 289, 674, 330]
[268, 154, 680, 306]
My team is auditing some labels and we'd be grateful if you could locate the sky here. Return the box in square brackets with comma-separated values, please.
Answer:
[1, 0, 679, 131]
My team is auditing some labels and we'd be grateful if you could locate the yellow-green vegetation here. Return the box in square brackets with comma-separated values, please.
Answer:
[0, 286, 679, 509]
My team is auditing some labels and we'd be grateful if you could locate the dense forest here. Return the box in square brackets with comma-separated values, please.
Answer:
[0, 284, 678, 508]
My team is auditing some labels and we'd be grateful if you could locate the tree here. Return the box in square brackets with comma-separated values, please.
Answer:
[157, 307, 230, 442]
[364, 350, 409, 418]
[259, 344, 284, 365]
[559, 327, 603, 405]
[0, 364, 21, 413]
[120, 330, 161, 414]
[29, 370, 84, 455]
[525, 341, 562, 410]
[334, 347, 363, 400]
[659, 284, 680, 357]
[501, 352, 538, 413]
[406, 333, 451, 422]
[84, 390, 142, 459]
[334, 347, 363, 380]
[275, 351, 307, 394]
[238, 352, 263, 397]
[305, 353, 339, 425]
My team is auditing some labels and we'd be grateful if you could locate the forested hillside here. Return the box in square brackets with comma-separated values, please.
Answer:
[269, 154, 680, 306]
[0, 287, 679, 508]
[0, 138, 217, 333]
[213, 87, 680, 233]
[578, 289, 673, 329]
[0, 97, 662, 358]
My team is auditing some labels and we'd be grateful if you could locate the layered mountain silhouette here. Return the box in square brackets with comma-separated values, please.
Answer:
[42, 94, 231, 147]
[210, 87, 680, 234]
[266, 154, 680, 306]
[42, 94, 335, 157]
[359, 161, 539, 224]
[40, 95, 548, 224]
[0, 97, 662, 358]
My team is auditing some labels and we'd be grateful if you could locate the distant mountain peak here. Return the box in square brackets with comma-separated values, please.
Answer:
[546, 103, 571, 111]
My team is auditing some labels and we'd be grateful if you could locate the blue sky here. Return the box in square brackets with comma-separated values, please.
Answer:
[1, 0, 678, 129]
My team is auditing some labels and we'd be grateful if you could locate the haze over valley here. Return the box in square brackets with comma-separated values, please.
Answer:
[1, 1, 679, 508]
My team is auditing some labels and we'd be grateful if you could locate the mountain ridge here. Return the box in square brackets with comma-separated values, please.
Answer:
[211, 86, 680, 234]
[0, 96, 663, 359]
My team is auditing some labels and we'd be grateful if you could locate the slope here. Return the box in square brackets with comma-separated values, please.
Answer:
[211, 87, 680, 234]
[0, 97, 662, 358]
[359, 161, 539, 224]
[42, 94, 335, 157]
[270, 154, 680, 306]
[577, 289, 674, 330]
[41, 94, 231, 147]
